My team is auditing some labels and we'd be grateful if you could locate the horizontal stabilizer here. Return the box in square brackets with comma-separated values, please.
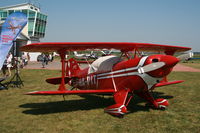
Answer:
[46, 76, 71, 85]
[26, 89, 115, 95]
[155, 80, 184, 87]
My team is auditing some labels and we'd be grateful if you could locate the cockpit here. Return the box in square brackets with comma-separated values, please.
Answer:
[88, 55, 122, 74]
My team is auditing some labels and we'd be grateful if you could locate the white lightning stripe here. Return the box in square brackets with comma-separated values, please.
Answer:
[97, 56, 148, 77]
[157, 99, 167, 104]
[98, 72, 139, 80]
[95, 55, 162, 90]
[98, 69, 162, 89]
[97, 66, 133, 77]
[138, 67, 144, 74]
[104, 105, 125, 114]
[105, 105, 125, 111]
[158, 105, 166, 109]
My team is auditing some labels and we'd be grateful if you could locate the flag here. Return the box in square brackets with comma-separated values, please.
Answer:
[0, 12, 27, 69]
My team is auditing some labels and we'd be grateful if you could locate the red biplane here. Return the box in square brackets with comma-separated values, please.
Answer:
[21, 42, 191, 117]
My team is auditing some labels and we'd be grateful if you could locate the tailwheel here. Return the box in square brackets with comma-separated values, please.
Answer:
[104, 104, 127, 117]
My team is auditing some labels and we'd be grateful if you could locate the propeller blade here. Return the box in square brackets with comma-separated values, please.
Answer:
[177, 52, 193, 61]
[138, 62, 165, 74]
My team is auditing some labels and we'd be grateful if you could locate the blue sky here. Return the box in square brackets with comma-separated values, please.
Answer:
[1, 0, 200, 51]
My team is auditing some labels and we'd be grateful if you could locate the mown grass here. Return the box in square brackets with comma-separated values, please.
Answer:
[180, 54, 200, 69]
[181, 59, 200, 69]
[182, 63, 200, 69]
[0, 69, 200, 133]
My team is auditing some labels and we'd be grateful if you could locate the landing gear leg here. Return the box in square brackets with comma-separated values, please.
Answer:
[135, 90, 169, 109]
[104, 89, 129, 117]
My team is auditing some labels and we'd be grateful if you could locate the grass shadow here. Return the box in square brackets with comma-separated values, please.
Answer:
[127, 91, 174, 115]
[20, 94, 114, 115]
[20, 91, 173, 115]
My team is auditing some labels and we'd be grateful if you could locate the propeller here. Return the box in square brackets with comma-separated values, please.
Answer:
[177, 52, 193, 61]
[138, 62, 165, 74]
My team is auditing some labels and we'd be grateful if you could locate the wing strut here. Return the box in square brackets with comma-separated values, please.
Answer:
[133, 48, 142, 58]
[121, 48, 142, 60]
[58, 50, 67, 91]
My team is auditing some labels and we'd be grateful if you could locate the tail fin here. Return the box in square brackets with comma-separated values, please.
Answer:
[46, 58, 80, 85]
[68, 58, 81, 76]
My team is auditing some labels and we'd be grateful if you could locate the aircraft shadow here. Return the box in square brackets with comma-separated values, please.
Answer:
[20, 94, 114, 115]
[20, 91, 173, 115]
[127, 91, 174, 114]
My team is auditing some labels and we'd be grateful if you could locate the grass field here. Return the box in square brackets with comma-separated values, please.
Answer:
[181, 59, 200, 69]
[180, 54, 200, 69]
[0, 69, 200, 133]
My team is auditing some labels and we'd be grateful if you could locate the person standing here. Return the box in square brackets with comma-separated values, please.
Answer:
[1, 60, 7, 77]
[21, 53, 27, 68]
[27, 53, 30, 63]
[41, 53, 46, 68]
[45, 54, 49, 65]
[6, 53, 13, 77]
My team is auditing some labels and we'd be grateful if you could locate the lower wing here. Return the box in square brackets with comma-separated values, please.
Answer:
[155, 80, 184, 87]
[26, 80, 183, 95]
[26, 89, 115, 95]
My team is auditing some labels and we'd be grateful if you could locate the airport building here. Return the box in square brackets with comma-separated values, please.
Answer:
[0, 3, 48, 61]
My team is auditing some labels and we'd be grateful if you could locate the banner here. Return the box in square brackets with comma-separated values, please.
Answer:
[0, 12, 27, 69]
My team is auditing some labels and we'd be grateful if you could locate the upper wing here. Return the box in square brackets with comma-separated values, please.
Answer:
[20, 42, 191, 53]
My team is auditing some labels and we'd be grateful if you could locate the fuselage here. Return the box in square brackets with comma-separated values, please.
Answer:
[70, 55, 179, 92]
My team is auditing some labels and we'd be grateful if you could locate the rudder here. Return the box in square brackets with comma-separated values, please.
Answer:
[68, 58, 81, 76]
